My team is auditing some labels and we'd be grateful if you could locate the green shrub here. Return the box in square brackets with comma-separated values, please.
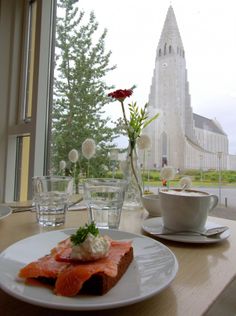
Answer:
[210, 174, 218, 181]
[228, 176, 236, 183]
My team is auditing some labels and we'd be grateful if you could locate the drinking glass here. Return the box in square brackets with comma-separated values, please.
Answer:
[32, 176, 73, 227]
[83, 178, 127, 229]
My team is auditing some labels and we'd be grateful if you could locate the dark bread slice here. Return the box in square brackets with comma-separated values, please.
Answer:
[81, 247, 133, 295]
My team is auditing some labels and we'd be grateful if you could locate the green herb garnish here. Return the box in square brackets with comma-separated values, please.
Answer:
[70, 222, 99, 245]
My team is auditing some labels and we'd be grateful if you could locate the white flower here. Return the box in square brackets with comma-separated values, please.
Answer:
[137, 134, 151, 150]
[179, 176, 192, 189]
[59, 160, 66, 170]
[160, 166, 176, 180]
[82, 138, 96, 160]
[68, 149, 79, 163]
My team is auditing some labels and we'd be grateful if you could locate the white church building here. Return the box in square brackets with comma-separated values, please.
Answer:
[144, 6, 236, 171]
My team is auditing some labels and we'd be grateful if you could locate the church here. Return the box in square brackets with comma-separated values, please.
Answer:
[144, 6, 236, 171]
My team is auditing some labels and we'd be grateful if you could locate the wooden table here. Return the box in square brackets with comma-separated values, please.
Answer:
[0, 208, 236, 316]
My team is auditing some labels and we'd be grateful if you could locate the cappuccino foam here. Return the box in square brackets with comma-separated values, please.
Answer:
[163, 190, 207, 197]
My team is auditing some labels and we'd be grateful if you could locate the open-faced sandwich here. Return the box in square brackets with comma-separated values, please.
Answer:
[18, 222, 133, 296]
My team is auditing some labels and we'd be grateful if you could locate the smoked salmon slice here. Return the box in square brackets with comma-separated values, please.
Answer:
[18, 254, 70, 279]
[55, 240, 132, 296]
[18, 238, 133, 296]
[19, 238, 73, 279]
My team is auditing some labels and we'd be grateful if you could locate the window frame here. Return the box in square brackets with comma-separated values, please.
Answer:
[2, 0, 56, 202]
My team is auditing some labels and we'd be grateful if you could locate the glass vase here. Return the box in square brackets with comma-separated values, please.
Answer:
[122, 144, 143, 210]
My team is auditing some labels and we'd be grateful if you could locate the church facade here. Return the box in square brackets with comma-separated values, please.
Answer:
[144, 6, 236, 171]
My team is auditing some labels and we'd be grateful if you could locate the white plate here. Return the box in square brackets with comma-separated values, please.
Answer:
[142, 218, 230, 243]
[0, 205, 12, 220]
[0, 229, 178, 311]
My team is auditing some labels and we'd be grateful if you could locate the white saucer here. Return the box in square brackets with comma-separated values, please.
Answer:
[142, 217, 230, 244]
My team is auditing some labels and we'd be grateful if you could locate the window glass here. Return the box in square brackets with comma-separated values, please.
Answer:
[24, 1, 37, 120]
[50, 1, 236, 207]
[50, 0, 118, 181]
[15, 136, 30, 201]
[20, 0, 37, 122]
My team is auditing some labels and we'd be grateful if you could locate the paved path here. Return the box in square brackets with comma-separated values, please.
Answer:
[197, 187, 236, 208]
[196, 187, 236, 220]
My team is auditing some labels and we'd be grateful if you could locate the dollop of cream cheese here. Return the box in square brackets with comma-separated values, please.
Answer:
[71, 233, 111, 261]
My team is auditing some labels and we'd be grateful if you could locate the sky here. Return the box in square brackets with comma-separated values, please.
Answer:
[79, 0, 236, 154]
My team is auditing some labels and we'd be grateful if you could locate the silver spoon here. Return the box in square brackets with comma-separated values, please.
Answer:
[181, 183, 188, 191]
[151, 226, 229, 237]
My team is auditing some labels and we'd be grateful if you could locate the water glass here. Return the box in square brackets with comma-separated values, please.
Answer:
[32, 176, 73, 227]
[83, 178, 127, 229]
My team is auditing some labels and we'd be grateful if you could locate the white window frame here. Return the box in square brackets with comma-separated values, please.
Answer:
[0, 0, 55, 202]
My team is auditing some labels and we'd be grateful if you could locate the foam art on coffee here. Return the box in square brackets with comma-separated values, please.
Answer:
[163, 190, 208, 197]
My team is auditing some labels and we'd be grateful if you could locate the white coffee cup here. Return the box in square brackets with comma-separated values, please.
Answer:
[159, 189, 218, 232]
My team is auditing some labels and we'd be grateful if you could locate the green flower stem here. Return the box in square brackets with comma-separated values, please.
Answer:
[73, 162, 79, 194]
[87, 159, 90, 178]
[74, 163, 77, 179]
[121, 101, 129, 128]
[73, 163, 76, 193]
[143, 150, 146, 192]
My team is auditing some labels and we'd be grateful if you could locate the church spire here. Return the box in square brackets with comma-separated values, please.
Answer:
[157, 6, 185, 57]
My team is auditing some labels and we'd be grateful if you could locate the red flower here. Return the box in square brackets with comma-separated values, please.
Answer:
[162, 179, 167, 187]
[108, 89, 133, 101]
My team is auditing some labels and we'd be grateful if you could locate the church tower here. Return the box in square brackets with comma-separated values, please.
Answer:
[144, 5, 232, 171]
[146, 5, 195, 169]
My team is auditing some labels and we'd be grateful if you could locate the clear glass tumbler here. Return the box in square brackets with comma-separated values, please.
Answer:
[83, 178, 127, 229]
[32, 176, 73, 227]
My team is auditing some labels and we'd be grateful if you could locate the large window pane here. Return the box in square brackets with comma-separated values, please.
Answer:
[49, 1, 236, 207]
[50, 0, 118, 182]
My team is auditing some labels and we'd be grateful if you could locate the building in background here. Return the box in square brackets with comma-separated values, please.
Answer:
[144, 6, 236, 171]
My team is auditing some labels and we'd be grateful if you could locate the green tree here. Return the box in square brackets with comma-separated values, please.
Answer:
[51, 0, 118, 177]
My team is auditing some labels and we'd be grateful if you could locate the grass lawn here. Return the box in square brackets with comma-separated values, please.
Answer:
[144, 180, 236, 188]
[110, 169, 236, 188]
